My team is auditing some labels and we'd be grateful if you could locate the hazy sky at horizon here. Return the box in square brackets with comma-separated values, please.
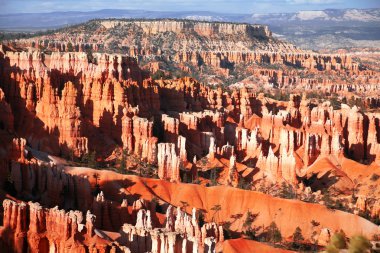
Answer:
[1, 0, 379, 14]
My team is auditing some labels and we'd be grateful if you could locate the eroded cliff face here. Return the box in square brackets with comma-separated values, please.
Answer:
[9, 19, 378, 98]
[0, 161, 378, 253]
[1, 198, 223, 253]
[0, 48, 157, 157]
[101, 20, 272, 38]
[1, 47, 379, 183]
[0, 45, 380, 253]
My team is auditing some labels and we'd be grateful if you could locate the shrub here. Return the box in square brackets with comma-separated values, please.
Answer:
[331, 232, 347, 249]
[326, 244, 339, 253]
[370, 173, 380, 181]
[151, 70, 166, 80]
[348, 235, 371, 253]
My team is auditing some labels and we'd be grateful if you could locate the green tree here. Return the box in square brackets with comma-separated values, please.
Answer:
[330, 231, 347, 249]
[211, 204, 221, 222]
[69, 148, 75, 162]
[67, 42, 73, 52]
[151, 70, 165, 80]
[267, 222, 282, 244]
[292, 227, 304, 248]
[81, 150, 97, 168]
[182, 172, 188, 183]
[92, 173, 101, 195]
[348, 96, 356, 107]
[222, 221, 232, 239]
[86, 47, 97, 64]
[243, 210, 254, 230]
[210, 169, 217, 186]
[243, 210, 258, 240]
[326, 244, 340, 253]
[348, 235, 371, 253]
[88, 151, 97, 168]
[322, 190, 335, 208]
[310, 220, 320, 251]
[330, 96, 341, 110]
[198, 210, 205, 227]
[119, 149, 128, 172]
[238, 176, 250, 190]
[279, 182, 296, 199]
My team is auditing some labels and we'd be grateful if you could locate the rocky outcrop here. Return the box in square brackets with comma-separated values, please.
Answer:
[256, 146, 280, 182]
[1, 19, 380, 253]
[99, 20, 271, 38]
[5, 160, 93, 213]
[227, 154, 238, 187]
[344, 106, 365, 162]
[122, 110, 158, 164]
[0, 88, 14, 132]
[119, 205, 223, 253]
[2, 199, 115, 253]
[367, 114, 380, 164]
[10, 138, 26, 162]
[157, 143, 181, 182]
[0, 48, 160, 158]
[2, 46, 379, 187]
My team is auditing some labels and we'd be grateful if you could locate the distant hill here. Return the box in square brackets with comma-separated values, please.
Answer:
[3, 19, 301, 86]
[251, 9, 380, 50]
[1, 8, 379, 50]
[252, 8, 380, 23]
[0, 9, 251, 31]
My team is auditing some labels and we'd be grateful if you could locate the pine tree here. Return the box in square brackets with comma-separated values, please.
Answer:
[267, 222, 282, 244]
[88, 151, 97, 168]
[243, 210, 258, 240]
[331, 231, 347, 249]
[119, 149, 127, 172]
[67, 42, 73, 52]
[211, 204, 221, 222]
[292, 226, 304, 248]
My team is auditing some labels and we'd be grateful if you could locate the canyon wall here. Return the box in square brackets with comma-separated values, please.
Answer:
[0, 46, 379, 252]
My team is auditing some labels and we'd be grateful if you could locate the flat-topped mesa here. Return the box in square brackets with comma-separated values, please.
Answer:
[100, 19, 272, 38]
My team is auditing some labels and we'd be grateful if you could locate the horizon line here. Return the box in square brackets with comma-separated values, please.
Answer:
[1, 6, 379, 16]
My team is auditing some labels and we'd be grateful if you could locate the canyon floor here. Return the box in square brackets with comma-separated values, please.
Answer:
[0, 19, 379, 253]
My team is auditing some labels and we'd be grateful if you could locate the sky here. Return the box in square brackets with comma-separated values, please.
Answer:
[1, 0, 380, 14]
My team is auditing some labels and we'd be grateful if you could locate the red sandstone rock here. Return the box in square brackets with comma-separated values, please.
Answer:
[157, 143, 181, 182]
[121, 111, 158, 164]
[2, 199, 105, 253]
[1, 45, 380, 253]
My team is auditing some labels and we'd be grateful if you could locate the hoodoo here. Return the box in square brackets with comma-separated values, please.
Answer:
[0, 12, 379, 253]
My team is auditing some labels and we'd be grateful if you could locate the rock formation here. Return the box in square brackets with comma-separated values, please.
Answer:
[157, 143, 181, 182]
[0, 19, 380, 252]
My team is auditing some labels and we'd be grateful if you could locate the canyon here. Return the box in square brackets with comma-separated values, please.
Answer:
[7, 19, 380, 106]
[0, 19, 379, 253]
